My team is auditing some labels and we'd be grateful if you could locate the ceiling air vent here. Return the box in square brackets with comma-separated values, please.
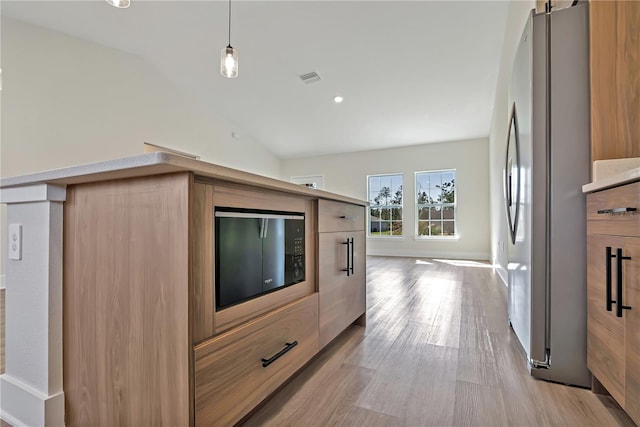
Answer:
[299, 72, 321, 84]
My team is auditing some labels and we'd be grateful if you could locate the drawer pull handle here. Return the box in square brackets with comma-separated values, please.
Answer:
[597, 207, 637, 215]
[261, 341, 298, 368]
[339, 215, 353, 220]
[615, 248, 632, 318]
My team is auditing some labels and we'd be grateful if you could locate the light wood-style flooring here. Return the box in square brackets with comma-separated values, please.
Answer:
[245, 256, 635, 426]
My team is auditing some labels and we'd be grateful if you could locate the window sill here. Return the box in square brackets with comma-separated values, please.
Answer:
[414, 235, 459, 241]
[367, 235, 405, 239]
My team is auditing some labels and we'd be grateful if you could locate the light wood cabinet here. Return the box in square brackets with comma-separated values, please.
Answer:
[194, 294, 319, 426]
[317, 200, 367, 348]
[60, 169, 367, 426]
[587, 181, 640, 425]
[589, 0, 640, 162]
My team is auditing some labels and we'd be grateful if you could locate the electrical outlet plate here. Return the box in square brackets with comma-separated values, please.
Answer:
[9, 223, 22, 260]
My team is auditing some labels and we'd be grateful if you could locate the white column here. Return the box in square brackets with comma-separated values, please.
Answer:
[0, 184, 66, 427]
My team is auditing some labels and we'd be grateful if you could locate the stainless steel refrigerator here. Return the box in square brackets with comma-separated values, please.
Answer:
[506, 3, 591, 387]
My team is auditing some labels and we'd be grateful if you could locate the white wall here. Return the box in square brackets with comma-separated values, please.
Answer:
[0, 17, 283, 284]
[488, 1, 535, 284]
[0, 17, 281, 179]
[282, 139, 491, 260]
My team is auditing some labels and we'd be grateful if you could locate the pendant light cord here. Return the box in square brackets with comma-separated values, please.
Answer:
[227, 0, 232, 48]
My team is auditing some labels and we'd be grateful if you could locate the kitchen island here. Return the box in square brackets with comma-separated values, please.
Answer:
[0, 153, 367, 426]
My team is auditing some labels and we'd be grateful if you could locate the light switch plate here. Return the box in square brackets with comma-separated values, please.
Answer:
[9, 223, 22, 260]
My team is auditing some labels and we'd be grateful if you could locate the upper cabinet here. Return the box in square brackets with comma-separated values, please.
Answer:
[590, 0, 640, 162]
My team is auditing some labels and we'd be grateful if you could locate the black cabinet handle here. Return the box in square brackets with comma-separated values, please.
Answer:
[342, 239, 351, 276]
[350, 238, 355, 275]
[339, 215, 353, 220]
[606, 246, 614, 311]
[261, 341, 298, 368]
[615, 248, 632, 318]
[597, 207, 637, 215]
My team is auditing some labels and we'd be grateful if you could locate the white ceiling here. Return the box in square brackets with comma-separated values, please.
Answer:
[1, 0, 510, 159]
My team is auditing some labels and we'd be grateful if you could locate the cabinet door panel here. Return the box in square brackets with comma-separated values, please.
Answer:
[318, 233, 350, 348]
[587, 235, 625, 404]
[344, 231, 366, 326]
[623, 237, 640, 425]
[318, 231, 366, 348]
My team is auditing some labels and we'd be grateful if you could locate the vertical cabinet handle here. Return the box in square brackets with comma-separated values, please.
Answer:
[349, 238, 355, 275]
[615, 248, 632, 318]
[342, 239, 351, 276]
[341, 238, 355, 276]
[606, 246, 614, 311]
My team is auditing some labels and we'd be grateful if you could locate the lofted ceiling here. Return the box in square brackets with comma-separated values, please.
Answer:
[1, 0, 510, 159]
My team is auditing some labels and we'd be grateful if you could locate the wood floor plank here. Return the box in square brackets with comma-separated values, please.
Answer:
[243, 256, 635, 427]
[452, 380, 509, 427]
[404, 344, 458, 426]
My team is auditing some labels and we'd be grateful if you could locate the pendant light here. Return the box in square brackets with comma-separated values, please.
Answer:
[220, 0, 238, 78]
[105, 0, 130, 8]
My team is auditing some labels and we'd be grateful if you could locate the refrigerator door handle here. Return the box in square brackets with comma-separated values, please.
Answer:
[615, 248, 632, 317]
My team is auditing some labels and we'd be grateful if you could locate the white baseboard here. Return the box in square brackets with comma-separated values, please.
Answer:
[495, 264, 508, 287]
[366, 248, 490, 261]
[0, 374, 65, 427]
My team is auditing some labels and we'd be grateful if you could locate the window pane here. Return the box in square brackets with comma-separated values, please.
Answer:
[380, 208, 391, 220]
[418, 207, 429, 220]
[391, 221, 403, 235]
[429, 188, 441, 203]
[442, 206, 454, 219]
[369, 191, 379, 205]
[442, 171, 455, 184]
[391, 207, 402, 220]
[370, 221, 381, 234]
[429, 221, 442, 236]
[429, 172, 442, 189]
[369, 176, 380, 193]
[417, 190, 429, 204]
[380, 221, 391, 234]
[416, 174, 429, 194]
[392, 175, 402, 192]
[443, 221, 455, 236]
[418, 221, 429, 236]
[430, 206, 441, 220]
[390, 184, 402, 205]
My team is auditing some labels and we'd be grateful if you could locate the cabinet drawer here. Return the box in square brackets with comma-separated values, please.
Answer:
[194, 294, 319, 426]
[587, 182, 640, 237]
[318, 199, 365, 232]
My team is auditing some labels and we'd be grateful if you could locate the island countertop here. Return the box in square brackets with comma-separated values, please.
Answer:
[0, 152, 366, 206]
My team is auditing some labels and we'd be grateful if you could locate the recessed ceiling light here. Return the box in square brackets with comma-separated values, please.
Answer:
[105, 0, 130, 8]
[333, 96, 344, 104]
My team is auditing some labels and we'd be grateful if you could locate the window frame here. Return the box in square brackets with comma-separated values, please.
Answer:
[414, 169, 457, 240]
[366, 173, 404, 238]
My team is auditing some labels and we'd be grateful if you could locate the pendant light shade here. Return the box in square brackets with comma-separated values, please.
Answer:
[221, 46, 238, 78]
[220, 0, 238, 78]
[105, 0, 130, 8]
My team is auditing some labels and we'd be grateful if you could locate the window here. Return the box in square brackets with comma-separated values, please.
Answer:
[368, 174, 403, 236]
[416, 170, 456, 237]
